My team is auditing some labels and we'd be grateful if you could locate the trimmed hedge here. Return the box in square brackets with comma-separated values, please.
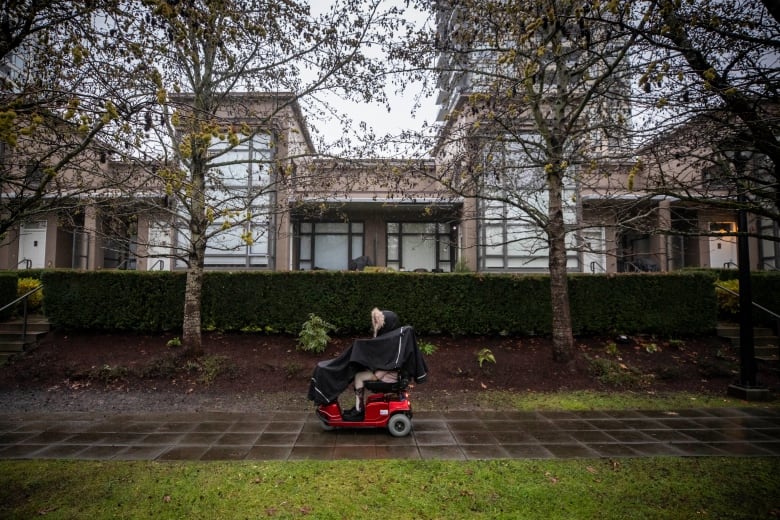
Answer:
[32, 269, 729, 337]
[747, 271, 780, 327]
[0, 272, 19, 320]
[569, 273, 718, 335]
[41, 270, 185, 331]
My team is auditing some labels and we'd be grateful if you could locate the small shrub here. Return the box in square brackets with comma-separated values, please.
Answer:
[668, 339, 686, 350]
[604, 342, 619, 356]
[477, 348, 496, 368]
[139, 356, 178, 379]
[419, 341, 438, 356]
[585, 355, 644, 388]
[715, 279, 740, 318]
[197, 355, 232, 385]
[642, 342, 661, 354]
[285, 362, 303, 379]
[166, 337, 182, 348]
[240, 325, 278, 333]
[183, 360, 201, 374]
[87, 364, 129, 384]
[17, 277, 43, 312]
[297, 313, 335, 354]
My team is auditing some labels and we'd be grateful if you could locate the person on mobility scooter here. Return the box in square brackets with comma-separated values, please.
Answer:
[306, 308, 428, 437]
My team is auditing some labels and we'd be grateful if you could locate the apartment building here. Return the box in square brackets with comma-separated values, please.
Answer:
[430, 2, 777, 274]
[2, 89, 775, 274]
[2, 4, 775, 275]
[0, 92, 464, 273]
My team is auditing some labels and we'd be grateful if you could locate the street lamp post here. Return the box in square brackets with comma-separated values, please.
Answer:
[724, 149, 768, 400]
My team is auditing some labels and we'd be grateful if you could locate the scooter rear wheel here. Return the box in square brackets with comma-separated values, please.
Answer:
[388, 413, 412, 437]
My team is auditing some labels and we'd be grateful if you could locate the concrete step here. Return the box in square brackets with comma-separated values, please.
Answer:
[716, 324, 775, 338]
[0, 336, 39, 351]
[753, 345, 779, 357]
[0, 315, 51, 366]
[727, 336, 779, 348]
[716, 321, 779, 363]
[0, 317, 51, 334]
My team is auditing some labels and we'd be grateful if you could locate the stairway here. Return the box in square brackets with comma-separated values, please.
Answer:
[716, 322, 779, 364]
[0, 314, 51, 366]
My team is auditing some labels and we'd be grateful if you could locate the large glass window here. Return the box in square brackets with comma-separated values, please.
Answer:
[386, 222, 453, 272]
[481, 219, 579, 271]
[298, 222, 364, 270]
[176, 133, 273, 269]
[479, 133, 578, 271]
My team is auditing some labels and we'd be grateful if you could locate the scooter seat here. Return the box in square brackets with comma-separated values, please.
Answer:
[363, 377, 407, 393]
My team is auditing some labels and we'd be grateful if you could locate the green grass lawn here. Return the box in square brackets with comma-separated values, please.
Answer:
[3, 390, 778, 519]
[475, 389, 777, 411]
[2, 458, 779, 519]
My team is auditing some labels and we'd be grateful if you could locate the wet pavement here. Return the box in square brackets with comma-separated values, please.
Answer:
[0, 407, 779, 461]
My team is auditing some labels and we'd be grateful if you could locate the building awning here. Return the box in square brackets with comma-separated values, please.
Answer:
[289, 197, 463, 216]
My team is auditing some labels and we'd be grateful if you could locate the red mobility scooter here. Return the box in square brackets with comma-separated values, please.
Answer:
[307, 310, 428, 437]
[315, 374, 414, 437]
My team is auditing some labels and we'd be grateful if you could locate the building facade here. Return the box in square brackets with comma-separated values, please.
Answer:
[2, 3, 776, 275]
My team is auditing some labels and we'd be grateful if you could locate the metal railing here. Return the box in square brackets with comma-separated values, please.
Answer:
[715, 284, 780, 323]
[715, 283, 780, 363]
[0, 284, 44, 341]
[150, 259, 165, 271]
[17, 258, 31, 269]
[589, 261, 605, 274]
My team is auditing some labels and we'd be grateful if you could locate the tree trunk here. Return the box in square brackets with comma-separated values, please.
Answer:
[182, 156, 208, 357]
[182, 264, 204, 357]
[547, 165, 575, 363]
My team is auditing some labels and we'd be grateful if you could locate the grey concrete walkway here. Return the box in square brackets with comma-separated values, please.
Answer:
[1, 408, 779, 461]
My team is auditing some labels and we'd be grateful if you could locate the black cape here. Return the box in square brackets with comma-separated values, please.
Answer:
[306, 325, 429, 405]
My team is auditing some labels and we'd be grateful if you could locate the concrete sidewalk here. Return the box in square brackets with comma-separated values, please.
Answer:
[0, 407, 778, 461]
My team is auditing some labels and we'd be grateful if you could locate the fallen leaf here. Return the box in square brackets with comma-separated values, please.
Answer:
[163, 495, 171, 503]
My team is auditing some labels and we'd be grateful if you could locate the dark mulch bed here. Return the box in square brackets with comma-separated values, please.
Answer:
[3, 329, 776, 401]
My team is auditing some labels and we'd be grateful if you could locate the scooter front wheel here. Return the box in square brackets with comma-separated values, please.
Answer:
[388, 413, 412, 437]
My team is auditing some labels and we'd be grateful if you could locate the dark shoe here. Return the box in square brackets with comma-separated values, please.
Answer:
[342, 408, 364, 421]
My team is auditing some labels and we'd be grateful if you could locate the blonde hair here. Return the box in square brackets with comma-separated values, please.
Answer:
[371, 307, 385, 337]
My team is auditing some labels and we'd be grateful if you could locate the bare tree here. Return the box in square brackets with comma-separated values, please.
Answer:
[617, 0, 779, 223]
[112, 0, 411, 355]
[396, 0, 648, 362]
[0, 1, 149, 241]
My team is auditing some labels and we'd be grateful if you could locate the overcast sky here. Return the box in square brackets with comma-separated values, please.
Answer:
[305, 0, 440, 156]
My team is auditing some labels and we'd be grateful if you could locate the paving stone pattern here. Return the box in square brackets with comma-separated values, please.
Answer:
[0, 408, 778, 461]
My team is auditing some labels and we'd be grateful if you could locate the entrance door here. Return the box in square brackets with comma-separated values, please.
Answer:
[581, 228, 606, 273]
[18, 221, 47, 268]
[709, 222, 737, 269]
[147, 223, 172, 271]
